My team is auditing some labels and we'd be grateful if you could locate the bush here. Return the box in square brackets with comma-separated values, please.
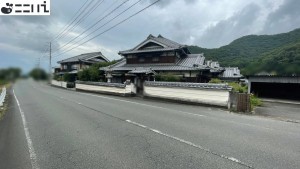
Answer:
[63, 73, 76, 82]
[209, 78, 222, 83]
[250, 94, 262, 108]
[77, 61, 117, 82]
[78, 69, 90, 81]
[53, 74, 62, 81]
[228, 82, 248, 93]
[155, 73, 181, 82]
[89, 67, 100, 81]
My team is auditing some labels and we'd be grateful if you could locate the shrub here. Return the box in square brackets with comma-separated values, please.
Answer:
[78, 69, 90, 81]
[228, 82, 248, 93]
[89, 67, 100, 81]
[209, 78, 222, 83]
[63, 73, 76, 82]
[155, 73, 181, 82]
[250, 94, 262, 109]
[53, 74, 62, 81]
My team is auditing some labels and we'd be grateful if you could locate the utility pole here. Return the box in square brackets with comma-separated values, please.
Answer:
[38, 57, 40, 68]
[49, 42, 52, 83]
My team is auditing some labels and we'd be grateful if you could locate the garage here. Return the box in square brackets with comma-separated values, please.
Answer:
[248, 76, 300, 101]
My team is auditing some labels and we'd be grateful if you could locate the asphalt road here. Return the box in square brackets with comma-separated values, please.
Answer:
[255, 102, 300, 122]
[0, 80, 299, 169]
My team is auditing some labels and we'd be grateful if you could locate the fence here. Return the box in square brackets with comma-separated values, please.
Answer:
[229, 92, 251, 112]
[75, 81, 134, 96]
[0, 87, 7, 107]
[143, 81, 232, 107]
[51, 80, 67, 88]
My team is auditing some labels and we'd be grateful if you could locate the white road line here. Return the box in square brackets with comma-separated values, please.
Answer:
[125, 120, 253, 169]
[47, 86, 294, 134]
[13, 89, 40, 169]
[77, 93, 289, 133]
[80, 93, 205, 118]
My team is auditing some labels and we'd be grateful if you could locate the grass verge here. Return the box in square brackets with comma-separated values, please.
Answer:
[0, 83, 10, 120]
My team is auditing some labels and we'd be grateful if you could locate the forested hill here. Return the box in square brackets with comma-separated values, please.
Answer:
[188, 28, 300, 75]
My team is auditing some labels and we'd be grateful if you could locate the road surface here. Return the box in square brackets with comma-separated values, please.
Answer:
[0, 80, 299, 169]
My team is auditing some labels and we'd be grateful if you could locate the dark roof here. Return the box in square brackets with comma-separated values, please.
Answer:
[119, 34, 189, 55]
[222, 67, 243, 78]
[57, 52, 109, 64]
[101, 54, 210, 72]
[144, 81, 232, 90]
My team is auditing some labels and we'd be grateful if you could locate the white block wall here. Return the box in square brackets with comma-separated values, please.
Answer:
[51, 80, 67, 88]
[76, 83, 132, 95]
[144, 86, 230, 107]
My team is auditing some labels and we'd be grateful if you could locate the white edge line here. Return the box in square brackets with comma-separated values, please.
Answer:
[82, 93, 205, 117]
[125, 119, 253, 169]
[80, 93, 279, 132]
[13, 89, 40, 169]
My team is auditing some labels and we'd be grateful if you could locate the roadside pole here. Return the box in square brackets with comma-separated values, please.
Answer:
[49, 42, 52, 84]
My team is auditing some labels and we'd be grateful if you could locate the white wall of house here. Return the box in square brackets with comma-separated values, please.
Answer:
[143, 85, 230, 107]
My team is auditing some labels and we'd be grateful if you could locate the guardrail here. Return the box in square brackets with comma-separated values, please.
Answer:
[0, 87, 7, 107]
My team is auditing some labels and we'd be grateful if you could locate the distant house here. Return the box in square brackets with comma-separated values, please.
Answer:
[102, 34, 224, 84]
[56, 52, 109, 75]
[220, 67, 243, 81]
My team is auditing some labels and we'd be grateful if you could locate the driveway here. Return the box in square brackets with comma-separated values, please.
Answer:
[255, 100, 300, 123]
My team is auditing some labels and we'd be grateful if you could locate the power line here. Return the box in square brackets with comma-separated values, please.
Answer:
[54, 0, 105, 42]
[51, 0, 91, 42]
[53, 0, 130, 54]
[53, 0, 161, 58]
[53, 0, 96, 42]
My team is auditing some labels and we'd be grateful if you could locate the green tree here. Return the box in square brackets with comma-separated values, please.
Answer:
[63, 73, 76, 82]
[77, 61, 118, 82]
[29, 68, 47, 80]
[89, 67, 100, 81]
[78, 69, 90, 81]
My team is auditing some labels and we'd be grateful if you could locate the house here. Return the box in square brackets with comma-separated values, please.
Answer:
[220, 67, 243, 81]
[101, 34, 225, 93]
[56, 52, 109, 75]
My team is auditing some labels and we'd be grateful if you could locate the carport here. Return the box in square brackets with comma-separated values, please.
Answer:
[248, 76, 300, 100]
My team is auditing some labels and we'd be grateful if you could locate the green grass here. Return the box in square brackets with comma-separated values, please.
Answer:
[250, 94, 262, 110]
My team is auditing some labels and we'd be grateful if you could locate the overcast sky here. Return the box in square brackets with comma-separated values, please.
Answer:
[0, 0, 300, 73]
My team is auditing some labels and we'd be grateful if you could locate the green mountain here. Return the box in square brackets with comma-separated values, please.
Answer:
[188, 28, 300, 75]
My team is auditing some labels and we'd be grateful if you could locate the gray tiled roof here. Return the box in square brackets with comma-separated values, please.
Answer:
[58, 52, 109, 64]
[101, 54, 209, 72]
[222, 67, 242, 78]
[128, 68, 156, 74]
[144, 81, 232, 90]
[119, 34, 188, 55]
[76, 81, 126, 88]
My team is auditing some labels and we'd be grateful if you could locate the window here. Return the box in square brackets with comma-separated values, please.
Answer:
[71, 64, 78, 70]
[152, 57, 159, 62]
[139, 57, 145, 62]
[63, 65, 67, 70]
[127, 55, 136, 59]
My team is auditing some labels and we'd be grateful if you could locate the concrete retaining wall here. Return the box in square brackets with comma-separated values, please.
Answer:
[51, 80, 67, 88]
[143, 81, 232, 107]
[75, 81, 134, 96]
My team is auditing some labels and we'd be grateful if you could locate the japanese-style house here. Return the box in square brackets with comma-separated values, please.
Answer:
[220, 67, 243, 82]
[101, 34, 226, 93]
[56, 52, 109, 76]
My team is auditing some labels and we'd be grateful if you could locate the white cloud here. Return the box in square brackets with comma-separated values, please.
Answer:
[1, 0, 299, 71]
